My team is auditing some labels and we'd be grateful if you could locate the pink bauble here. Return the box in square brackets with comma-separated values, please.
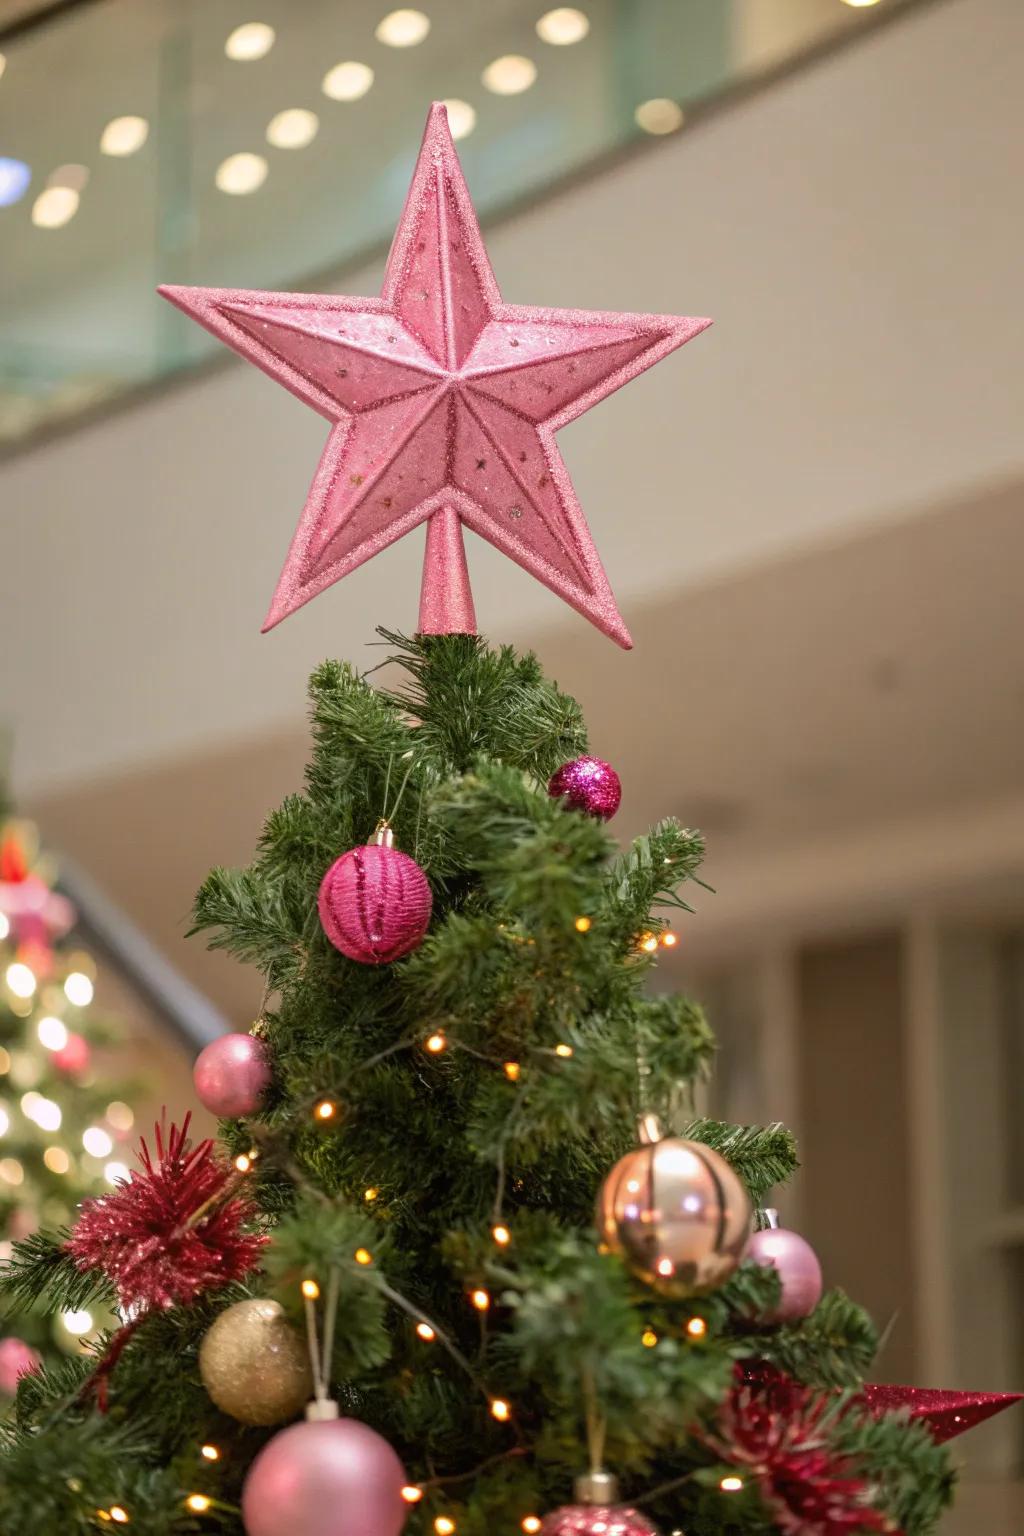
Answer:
[548, 756, 622, 820]
[193, 1033, 272, 1119]
[242, 1416, 408, 1536]
[318, 842, 432, 965]
[746, 1226, 823, 1322]
[542, 1506, 659, 1536]
[0, 1337, 42, 1396]
[53, 1032, 91, 1077]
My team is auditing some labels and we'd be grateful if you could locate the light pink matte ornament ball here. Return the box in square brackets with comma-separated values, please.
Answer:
[746, 1225, 823, 1323]
[241, 1410, 408, 1536]
[318, 826, 432, 965]
[0, 1337, 42, 1396]
[193, 1032, 272, 1119]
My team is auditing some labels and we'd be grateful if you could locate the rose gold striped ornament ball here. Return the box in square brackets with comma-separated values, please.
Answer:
[318, 824, 432, 965]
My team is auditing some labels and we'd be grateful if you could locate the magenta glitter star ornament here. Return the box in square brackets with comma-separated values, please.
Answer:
[159, 103, 710, 648]
[860, 1384, 1022, 1445]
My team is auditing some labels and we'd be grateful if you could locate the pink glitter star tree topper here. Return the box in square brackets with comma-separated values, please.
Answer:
[160, 104, 710, 648]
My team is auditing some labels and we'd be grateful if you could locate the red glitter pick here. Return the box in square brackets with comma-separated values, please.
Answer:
[67, 1114, 265, 1313]
[860, 1383, 1023, 1445]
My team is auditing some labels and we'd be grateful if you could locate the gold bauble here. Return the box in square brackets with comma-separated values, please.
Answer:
[597, 1137, 752, 1295]
[199, 1298, 313, 1426]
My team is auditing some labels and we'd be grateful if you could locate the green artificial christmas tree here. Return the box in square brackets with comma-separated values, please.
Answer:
[1, 103, 1016, 1535]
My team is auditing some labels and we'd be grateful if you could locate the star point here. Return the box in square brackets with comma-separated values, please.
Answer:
[160, 103, 710, 646]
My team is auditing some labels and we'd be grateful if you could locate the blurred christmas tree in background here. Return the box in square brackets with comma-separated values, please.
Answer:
[0, 811, 139, 1396]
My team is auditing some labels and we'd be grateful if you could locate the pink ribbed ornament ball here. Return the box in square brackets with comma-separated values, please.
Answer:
[548, 756, 621, 820]
[0, 1337, 41, 1396]
[318, 826, 432, 965]
[193, 1032, 272, 1119]
[241, 1410, 408, 1536]
[746, 1225, 823, 1323]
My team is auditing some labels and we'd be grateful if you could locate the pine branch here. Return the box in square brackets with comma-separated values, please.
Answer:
[1, 1230, 115, 1316]
[682, 1119, 799, 1200]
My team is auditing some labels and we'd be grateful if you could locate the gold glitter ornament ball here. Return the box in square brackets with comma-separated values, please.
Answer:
[199, 1298, 313, 1425]
[597, 1138, 752, 1295]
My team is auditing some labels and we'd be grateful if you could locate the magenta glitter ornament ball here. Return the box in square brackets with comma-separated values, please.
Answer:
[241, 1412, 408, 1536]
[541, 1505, 660, 1536]
[548, 756, 622, 820]
[318, 827, 432, 965]
[746, 1225, 823, 1323]
[193, 1032, 272, 1119]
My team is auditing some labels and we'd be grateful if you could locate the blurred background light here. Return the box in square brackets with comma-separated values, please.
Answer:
[266, 109, 320, 150]
[375, 9, 431, 47]
[441, 99, 476, 141]
[0, 156, 31, 207]
[634, 98, 685, 135]
[536, 8, 590, 46]
[224, 22, 275, 61]
[321, 61, 375, 102]
[100, 115, 149, 157]
[215, 152, 268, 195]
[482, 55, 538, 95]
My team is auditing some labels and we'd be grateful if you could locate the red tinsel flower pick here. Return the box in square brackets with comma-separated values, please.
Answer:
[67, 1114, 266, 1312]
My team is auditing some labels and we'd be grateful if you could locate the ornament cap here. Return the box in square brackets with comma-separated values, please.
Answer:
[372, 821, 395, 849]
[762, 1207, 780, 1230]
[573, 1470, 619, 1506]
[305, 1398, 341, 1422]
[638, 1112, 663, 1146]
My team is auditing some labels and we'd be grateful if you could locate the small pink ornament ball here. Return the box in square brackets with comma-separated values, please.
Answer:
[318, 827, 432, 965]
[542, 1473, 660, 1536]
[53, 1031, 90, 1077]
[242, 1412, 408, 1536]
[746, 1225, 823, 1323]
[548, 756, 621, 820]
[193, 1032, 271, 1118]
[0, 1337, 42, 1396]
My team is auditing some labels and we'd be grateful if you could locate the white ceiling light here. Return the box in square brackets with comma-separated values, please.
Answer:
[100, 115, 149, 157]
[634, 98, 684, 135]
[215, 152, 268, 195]
[225, 22, 275, 61]
[482, 55, 537, 95]
[841, 0, 883, 7]
[441, 99, 476, 141]
[266, 109, 320, 149]
[536, 8, 590, 45]
[322, 60, 375, 101]
[375, 9, 430, 47]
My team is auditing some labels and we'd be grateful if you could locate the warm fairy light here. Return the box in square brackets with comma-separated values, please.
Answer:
[322, 61, 375, 101]
[522, 1520, 542, 1535]
[536, 7, 590, 45]
[434, 1519, 456, 1536]
[201, 1444, 220, 1461]
[639, 934, 659, 954]
[0, 913, 8, 940]
[656, 1257, 675, 1278]
[635, 98, 684, 136]
[555, 1044, 573, 1058]
[441, 99, 476, 141]
[401, 1486, 424, 1503]
[492, 1224, 511, 1246]
[302, 1279, 321, 1300]
[100, 115, 149, 156]
[642, 1328, 658, 1348]
[375, 9, 431, 47]
[661, 931, 679, 948]
[84, 1126, 114, 1158]
[6, 962, 36, 998]
[482, 55, 538, 95]
[841, 0, 883, 6]
[109, 1509, 130, 1525]
[186, 1494, 212, 1513]
[97, 1514, 112, 1525]
[105, 1161, 130, 1185]
[233, 1154, 252, 1173]
[65, 971, 94, 1006]
[0, 1158, 24, 1185]
[490, 1398, 511, 1422]
[0, 1107, 8, 1137]
[426, 1032, 447, 1053]
[106, 1101, 134, 1131]
[0, 1047, 10, 1074]
[574, 915, 592, 933]
[62, 1308, 94, 1336]
[225, 22, 275, 60]
[354, 1247, 373, 1266]
[364, 1186, 379, 1202]
[37, 1015, 69, 1051]
[416, 1321, 436, 1341]
[315, 1099, 337, 1120]
[45, 1146, 72, 1175]
[31, 1097, 62, 1132]
[686, 1317, 707, 1339]
[215, 152, 268, 195]
[266, 108, 320, 150]
[720, 1476, 744, 1493]
[32, 186, 80, 229]
[470, 1288, 490, 1311]
[503, 1061, 520, 1082]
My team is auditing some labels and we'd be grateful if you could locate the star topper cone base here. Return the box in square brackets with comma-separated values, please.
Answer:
[159, 103, 710, 646]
